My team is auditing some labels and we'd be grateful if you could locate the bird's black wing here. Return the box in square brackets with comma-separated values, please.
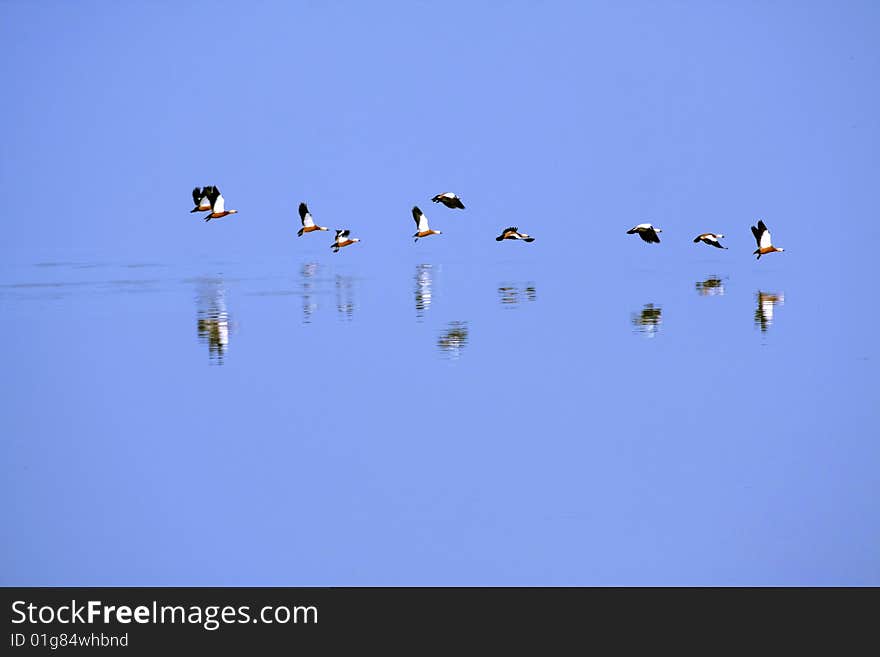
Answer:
[751, 224, 762, 246]
[640, 228, 660, 243]
[205, 186, 220, 208]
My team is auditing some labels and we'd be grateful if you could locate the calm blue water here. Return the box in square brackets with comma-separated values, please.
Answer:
[2, 0, 878, 585]
[2, 240, 877, 585]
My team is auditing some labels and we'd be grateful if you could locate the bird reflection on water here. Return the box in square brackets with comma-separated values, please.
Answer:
[196, 278, 231, 364]
[754, 291, 784, 333]
[437, 321, 469, 359]
[414, 264, 433, 320]
[497, 283, 537, 306]
[301, 262, 319, 324]
[695, 276, 725, 297]
[632, 304, 662, 338]
[335, 275, 355, 320]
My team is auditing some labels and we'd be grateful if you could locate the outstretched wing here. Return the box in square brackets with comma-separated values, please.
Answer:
[299, 202, 315, 227]
[751, 222, 766, 248]
[757, 221, 772, 249]
[192, 187, 204, 206]
[412, 206, 429, 232]
[205, 186, 220, 208]
[640, 227, 660, 243]
[213, 193, 226, 213]
[335, 229, 350, 240]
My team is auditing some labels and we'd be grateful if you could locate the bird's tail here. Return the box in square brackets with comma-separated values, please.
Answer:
[297, 228, 304, 237]
[524, 237, 535, 242]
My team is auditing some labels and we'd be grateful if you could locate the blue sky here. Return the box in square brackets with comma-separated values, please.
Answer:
[2, 1, 879, 585]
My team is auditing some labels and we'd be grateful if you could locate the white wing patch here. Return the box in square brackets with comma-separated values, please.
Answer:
[440, 192, 456, 199]
[213, 194, 226, 213]
[634, 223, 652, 231]
[759, 228, 772, 249]
[417, 211, 430, 233]
[302, 211, 315, 227]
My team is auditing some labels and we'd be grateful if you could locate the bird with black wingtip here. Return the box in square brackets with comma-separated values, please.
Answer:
[627, 223, 662, 243]
[495, 227, 535, 243]
[431, 192, 465, 209]
[750, 220, 784, 260]
[412, 206, 442, 243]
[297, 202, 329, 237]
[331, 229, 360, 253]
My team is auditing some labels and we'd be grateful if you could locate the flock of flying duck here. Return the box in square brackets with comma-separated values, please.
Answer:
[191, 187, 782, 259]
[626, 220, 784, 259]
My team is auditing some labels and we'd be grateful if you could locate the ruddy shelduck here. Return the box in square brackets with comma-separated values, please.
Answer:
[693, 233, 728, 249]
[331, 229, 360, 253]
[431, 192, 465, 209]
[297, 202, 329, 237]
[412, 206, 442, 242]
[495, 226, 535, 242]
[751, 220, 784, 259]
[627, 223, 661, 243]
[202, 187, 238, 222]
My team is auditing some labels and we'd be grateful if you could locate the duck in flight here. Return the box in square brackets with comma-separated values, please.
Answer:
[431, 192, 465, 209]
[627, 223, 661, 243]
[412, 206, 442, 242]
[331, 229, 360, 253]
[190, 186, 216, 213]
[202, 187, 238, 222]
[297, 202, 329, 237]
[751, 220, 784, 259]
[495, 227, 535, 243]
[693, 233, 728, 249]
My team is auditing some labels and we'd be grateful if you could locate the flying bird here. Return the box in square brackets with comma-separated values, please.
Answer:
[627, 223, 662, 243]
[751, 220, 784, 259]
[412, 206, 442, 242]
[190, 186, 215, 213]
[431, 192, 465, 209]
[331, 229, 360, 253]
[495, 226, 535, 242]
[693, 233, 728, 249]
[202, 187, 238, 221]
[297, 202, 329, 237]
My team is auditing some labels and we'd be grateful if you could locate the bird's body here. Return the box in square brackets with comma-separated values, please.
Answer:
[412, 206, 442, 242]
[750, 220, 784, 259]
[495, 226, 535, 242]
[627, 223, 662, 243]
[190, 186, 215, 213]
[297, 202, 328, 237]
[203, 187, 238, 221]
[331, 229, 360, 253]
[431, 192, 465, 209]
[693, 232, 728, 249]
